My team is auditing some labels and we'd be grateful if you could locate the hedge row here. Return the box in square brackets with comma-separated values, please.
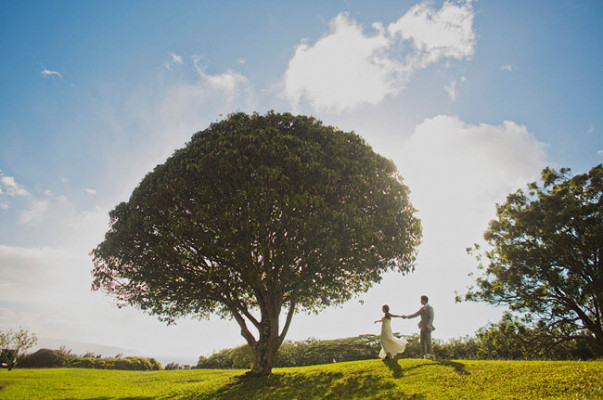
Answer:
[18, 348, 161, 371]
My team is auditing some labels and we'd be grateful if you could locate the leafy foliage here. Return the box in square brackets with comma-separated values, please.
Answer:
[92, 111, 421, 375]
[464, 164, 603, 351]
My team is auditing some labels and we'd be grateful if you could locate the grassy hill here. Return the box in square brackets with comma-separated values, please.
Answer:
[1, 358, 602, 399]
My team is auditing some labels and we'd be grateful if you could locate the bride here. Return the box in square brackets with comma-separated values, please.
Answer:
[374, 304, 407, 359]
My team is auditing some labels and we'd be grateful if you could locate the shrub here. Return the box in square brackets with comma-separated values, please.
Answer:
[147, 358, 162, 371]
[18, 348, 75, 368]
[102, 357, 159, 371]
[70, 357, 96, 369]
[70, 357, 110, 369]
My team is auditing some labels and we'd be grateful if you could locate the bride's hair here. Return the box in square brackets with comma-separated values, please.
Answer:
[382, 304, 390, 312]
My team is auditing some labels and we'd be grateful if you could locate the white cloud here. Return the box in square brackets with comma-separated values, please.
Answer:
[191, 55, 250, 101]
[500, 65, 513, 71]
[389, 0, 476, 66]
[398, 115, 548, 244]
[0, 172, 61, 223]
[283, 1, 475, 113]
[164, 52, 184, 70]
[84, 188, 97, 195]
[0, 173, 29, 196]
[587, 124, 594, 134]
[0, 172, 29, 211]
[284, 13, 403, 112]
[598, 150, 603, 156]
[445, 79, 458, 100]
[19, 198, 50, 224]
[40, 69, 63, 79]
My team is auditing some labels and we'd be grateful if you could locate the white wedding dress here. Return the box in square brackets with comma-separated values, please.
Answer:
[379, 317, 407, 359]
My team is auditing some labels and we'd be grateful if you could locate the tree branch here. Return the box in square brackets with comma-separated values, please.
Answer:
[236, 303, 261, 329]
[279, 296, 297, 345]
[228, 305, 257, 347]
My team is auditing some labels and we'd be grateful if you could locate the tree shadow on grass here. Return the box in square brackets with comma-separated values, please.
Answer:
[434, 360, 469, 376]
[64, 397, 153, 400]
[63, 398, 112, 400]
[197, 370, 416, 400]
[382, 358, 470, 379]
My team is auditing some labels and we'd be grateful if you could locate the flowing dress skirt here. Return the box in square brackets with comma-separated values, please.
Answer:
[379, 318, 407, 359]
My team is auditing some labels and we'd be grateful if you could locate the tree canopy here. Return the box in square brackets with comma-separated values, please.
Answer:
[464, 164, 603, 351]
[92, 112, 421, 375]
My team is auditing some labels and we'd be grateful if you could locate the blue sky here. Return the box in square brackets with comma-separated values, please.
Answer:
[1, 0, 602, 365]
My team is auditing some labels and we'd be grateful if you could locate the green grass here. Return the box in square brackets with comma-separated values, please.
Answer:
[1, 359, 602, 399]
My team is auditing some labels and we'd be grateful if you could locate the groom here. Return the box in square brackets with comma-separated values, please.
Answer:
[402, 295, 435, 360]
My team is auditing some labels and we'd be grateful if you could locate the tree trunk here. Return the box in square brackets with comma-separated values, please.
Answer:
[248, 336, 280, 376]
[228, 295, 296, 377]
[246, 296, 284, 376]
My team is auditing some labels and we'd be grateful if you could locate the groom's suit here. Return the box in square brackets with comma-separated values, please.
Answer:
[408, 304, 434, 331]
[407, 304, 435, 357]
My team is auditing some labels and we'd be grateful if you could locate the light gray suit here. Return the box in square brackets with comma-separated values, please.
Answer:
[407, 304, 435, 357]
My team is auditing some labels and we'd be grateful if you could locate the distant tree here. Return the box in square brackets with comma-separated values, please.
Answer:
[433, 335, 479, 360]
[474, 313, 535, 360]
[92, 112, 421, 376]
[273, 339, 310, 367]
[164, 362, 181, 370]
[463, 164, 603, 351]
[0, 328, 38, 370]
[197, 350, 233, 369]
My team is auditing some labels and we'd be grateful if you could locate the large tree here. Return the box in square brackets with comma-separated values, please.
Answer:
[92, 112, 421, 376]
[464, 164, 603, 351]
